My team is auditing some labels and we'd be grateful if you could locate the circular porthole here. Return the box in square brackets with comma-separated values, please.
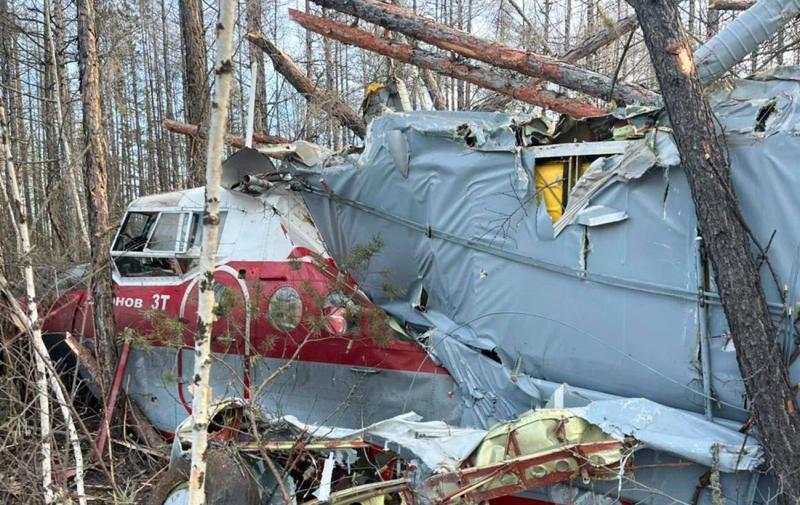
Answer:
[323, 291, 358, 335]
[268, 287, 303, 332]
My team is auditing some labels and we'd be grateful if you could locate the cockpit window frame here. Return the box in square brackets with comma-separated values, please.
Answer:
[112, 209, 223, 282]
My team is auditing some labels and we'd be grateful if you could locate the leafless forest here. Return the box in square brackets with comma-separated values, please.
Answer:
[2, 0, 800, 503]
[1, 0, 798, 260]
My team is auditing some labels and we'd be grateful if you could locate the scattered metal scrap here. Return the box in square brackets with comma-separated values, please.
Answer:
[168, 404, 634, 505]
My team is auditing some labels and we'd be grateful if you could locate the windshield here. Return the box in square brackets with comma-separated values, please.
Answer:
[112, 211, 219, 278]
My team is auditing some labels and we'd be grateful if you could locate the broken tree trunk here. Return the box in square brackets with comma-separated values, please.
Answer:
[629, 1, 800, 503]
[309, 0, 659, 105]
[288, 10, 605, 118]
[709, 0, 755, 9]
[247, 33, 367, 139]
[0, 92, 55, 505]
[163, 119, 290, 147]
[77, 0, 117, 395]
[561, 14, 638, 63]
[188, 0, 236, 503]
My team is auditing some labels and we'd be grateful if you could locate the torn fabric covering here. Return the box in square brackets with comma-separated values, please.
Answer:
[279, 412, 487, 474]
[570, 398, 763, 472]
[289, 110, 739, 423]
[424, 327, 541, 427]
[285, 70, 800, 502]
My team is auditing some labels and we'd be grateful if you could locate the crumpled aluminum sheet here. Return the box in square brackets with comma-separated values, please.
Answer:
[286, 70, 800, 502]
[280, 412, 487, 474]
[570, 398, 763, 472]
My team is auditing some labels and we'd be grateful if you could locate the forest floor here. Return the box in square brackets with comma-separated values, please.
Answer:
[0, 369, 166, 504]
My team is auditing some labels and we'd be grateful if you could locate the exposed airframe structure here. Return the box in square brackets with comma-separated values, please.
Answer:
[279, 67, 800, 504]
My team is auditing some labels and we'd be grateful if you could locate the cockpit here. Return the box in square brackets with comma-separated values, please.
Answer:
[112, 210, 208, 277]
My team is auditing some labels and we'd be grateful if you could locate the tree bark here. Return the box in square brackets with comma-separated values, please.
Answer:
[44, 0, 91, 255]
[561, 14, 638, 63]
[628, 1, 800, 503]
[179, 0, 210, 186]
[163, 118, 290, 146]
[77, 0, 117, 393]
[420, 69, 446, 110]
[247, 0, 268, 133]
[0, 92, 55, 505]
[188, 0, 237, 503]
[289, 10, 605, 118]
[308, 0, 658, 105]
[709, 0, 754, 10]
[247, 32, 367, 138]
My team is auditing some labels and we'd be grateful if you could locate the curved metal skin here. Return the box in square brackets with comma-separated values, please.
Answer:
[695, 0, 800, 84]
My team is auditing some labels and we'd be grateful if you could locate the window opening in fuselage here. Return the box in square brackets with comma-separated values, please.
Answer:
[534, 155, 597, 222]
[113, 211, 226, 278]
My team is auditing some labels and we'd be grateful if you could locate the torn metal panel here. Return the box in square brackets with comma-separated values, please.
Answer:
[418, 410, 629, 505]
[279, 412, 487, 474]
[288, 111, 730, 422]
[282, 70, 800, 503]
[570, 399, 763, 472]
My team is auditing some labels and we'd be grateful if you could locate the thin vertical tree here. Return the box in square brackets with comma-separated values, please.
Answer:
[44, 0, 91, 255]
[628, 0, 800, 502]
[76, 0, 117, 392]
[247, 0, 268, 133]
[179, 0, 210, 186]
[188, 0, 237, 502]
[0, 92, 54, 505]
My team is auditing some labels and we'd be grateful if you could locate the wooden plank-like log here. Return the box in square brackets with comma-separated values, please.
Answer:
[709, 0, 754, 10]
[289, 10, 606, 118]
[308, 0, 660, 105]
[561, 14, 638, 63]
[163, 119, 290, 147]
[246, 33, 367, 138]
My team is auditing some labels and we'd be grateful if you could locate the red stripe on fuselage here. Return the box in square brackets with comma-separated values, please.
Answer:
[45, 260, 447, 376]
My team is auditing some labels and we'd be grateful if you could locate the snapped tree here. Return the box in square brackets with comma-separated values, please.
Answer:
[628, 0, 800, 502]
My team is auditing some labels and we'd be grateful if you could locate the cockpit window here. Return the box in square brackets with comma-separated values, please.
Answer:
[112, 211, 225, 278]
[147, 213, 184, 252]
[113, 212, 158, 252]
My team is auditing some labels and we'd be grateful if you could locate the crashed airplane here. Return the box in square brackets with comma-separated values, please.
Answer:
[40, 65, 798, 504]
[39, 0, 800, 501]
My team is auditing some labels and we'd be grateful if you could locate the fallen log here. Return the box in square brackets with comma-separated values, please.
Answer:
[709, 0, 755, 9]
[246, 33, 367, 138]
[561, 14, 638, 63]
[308, 0, 660, 105]
[163, 119, 290, 147]
[289, 10, 605, 118]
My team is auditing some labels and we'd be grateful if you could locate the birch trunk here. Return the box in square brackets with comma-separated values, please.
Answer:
[188, 0, 237, 503]
[44, 0, 91, 254]
[0, 90, 54, 505]
[47, 368, 87, 505]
